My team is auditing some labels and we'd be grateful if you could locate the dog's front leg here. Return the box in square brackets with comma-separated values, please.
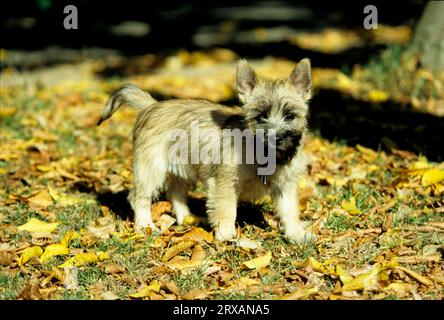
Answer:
[274, 183, 311, 243]
[206, 177, 237, 241]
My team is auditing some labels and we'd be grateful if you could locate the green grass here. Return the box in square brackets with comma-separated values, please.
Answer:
[0, 268, 28, 299]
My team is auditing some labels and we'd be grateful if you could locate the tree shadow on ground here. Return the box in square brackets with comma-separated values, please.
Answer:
[309, 89, 444, 162]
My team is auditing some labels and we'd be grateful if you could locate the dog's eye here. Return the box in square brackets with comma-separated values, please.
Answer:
[284, 113, 296, 122]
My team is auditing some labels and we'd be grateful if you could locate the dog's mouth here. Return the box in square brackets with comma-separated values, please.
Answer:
[269, 132, 303, 164]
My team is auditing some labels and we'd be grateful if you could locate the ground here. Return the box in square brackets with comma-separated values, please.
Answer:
[0, 43, 443, 300]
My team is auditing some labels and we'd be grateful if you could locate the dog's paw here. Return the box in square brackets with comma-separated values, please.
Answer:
[214, 225, 237, 242]
[134, 217, 159, 234]
[284, 224, 316, 244]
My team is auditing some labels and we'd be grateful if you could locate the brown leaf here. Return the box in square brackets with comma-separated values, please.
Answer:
[151, 201, 173, 221]
[101, 262, 125, 274]
[181, 289, 208, 300]
[0, 251, 16, 266]
[162, 240, 195, 262]
[181, 227, 214, 243]
[26, 190, 53, 208]
[18, 282, 43, 300]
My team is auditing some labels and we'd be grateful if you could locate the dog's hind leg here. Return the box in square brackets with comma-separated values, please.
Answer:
[129, 154, 166, 233]
[166, 176, 192, 225]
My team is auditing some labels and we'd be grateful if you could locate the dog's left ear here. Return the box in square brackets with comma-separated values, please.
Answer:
[289, 58, 312, 101]
[236, 59, 257, 104]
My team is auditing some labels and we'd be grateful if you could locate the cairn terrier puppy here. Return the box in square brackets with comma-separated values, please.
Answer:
[98, 58, 313, 243]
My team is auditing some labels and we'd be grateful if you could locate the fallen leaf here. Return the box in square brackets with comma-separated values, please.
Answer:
[342, 266, 380, 291]
[396, 266, 434, 286]
[129, 280, 161, 299]
[101, 262, 125, 274]
[39, 244, 69, 263]
[278, 286, 319, 300]
[26, 190, 53, 208]
[236, 238, 261, 250]
[422, 168, 444, 186]
[336, 265, 353, 285]
[18, 246, 43, 266]
[18, 218, 59, 235]
[59, 252, 99, 268]
[181, 289, 208, 300]
[0, 251, 16, 266]
[157, 214, 176, 234]
[341, 197, 361, 215]
[87, 224, 115, 239]
[163, 240, 195, 262]
[181, 227, 214, 243]
[242, 251, 271, 271]
[18, 282, 43, 300]
[60, 231, 80, 246]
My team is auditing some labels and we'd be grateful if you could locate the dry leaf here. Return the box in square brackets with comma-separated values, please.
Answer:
[396, 266, 433, 286]
[181, 227, 214, 243]
[129, 280, 161, 299]
[163, 240, 195, 262]
[87, 224, 115, 239]
[60, 231, 80, 246]
[421, 168, 444, 186]
[242, 251, 271, 270]
[39, 244, 69, 263]
[18, 218, 59, 235]
[342, 266, 380, 291]
[18, 246, 43, 266]
[278, 286, 319, 300]
[341, 197, 361, 215]
[26, 190, 53, 208]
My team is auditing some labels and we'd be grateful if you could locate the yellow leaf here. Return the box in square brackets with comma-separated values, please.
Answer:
[0, 107, 17, 117]
[163, 240, 195, 262]
[59, 253, 98, 268]
[396, 266, 433, 286]
[226, 277, 260, 291]
[305, 257, 328, 273]
[18, 218, 59, 234]
[18, 246, 43, 266]
[60, 231, 80, 246]
[167, 245, 207, 270]
[48, 185, 89, 207]
[129, 280, 161, 299]
[367, 89, 388, 103]
[335, 265, 353, 285]
[342, 266, 380, 291]
[383, 282, 413, 296]
[421, 168, 444, 186]
[39, 244, 69, 263]
[278, 286, 318, 300]
[97, 251, 110, 261]
[341, 197, 361, 215]
[242, 251, 271, 270]
[181, 227, 214, 243]
[26, 190, 53, 208]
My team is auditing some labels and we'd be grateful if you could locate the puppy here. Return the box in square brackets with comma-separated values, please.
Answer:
[98, 58, 313, 243]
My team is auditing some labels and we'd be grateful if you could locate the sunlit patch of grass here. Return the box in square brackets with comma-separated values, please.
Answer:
[78, 265, 107, 287]
[55, 203, 102, 230]
[325, 214, 350, 232]
[172, 264, 210, 294]
[1, 203, 42, 226]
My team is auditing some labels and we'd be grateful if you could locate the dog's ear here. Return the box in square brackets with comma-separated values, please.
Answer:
[236, 59, 257, 104]
[289, 58, 312, 101]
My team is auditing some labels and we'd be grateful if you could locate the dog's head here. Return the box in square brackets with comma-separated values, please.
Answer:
[236, 58, 312, 164]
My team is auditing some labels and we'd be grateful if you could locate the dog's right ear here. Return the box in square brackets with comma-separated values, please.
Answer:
[236, 59, 257, 104]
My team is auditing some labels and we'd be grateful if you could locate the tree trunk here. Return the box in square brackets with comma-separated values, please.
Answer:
[412, 1, 444, 74]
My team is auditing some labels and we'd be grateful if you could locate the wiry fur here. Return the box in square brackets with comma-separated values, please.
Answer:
[98, 58, 314, 243]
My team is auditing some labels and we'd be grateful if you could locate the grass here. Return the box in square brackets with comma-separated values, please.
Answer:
[0, 268, 28, 299]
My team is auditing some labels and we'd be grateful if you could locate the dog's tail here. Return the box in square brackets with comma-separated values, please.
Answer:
[97, 83, 157, 125]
